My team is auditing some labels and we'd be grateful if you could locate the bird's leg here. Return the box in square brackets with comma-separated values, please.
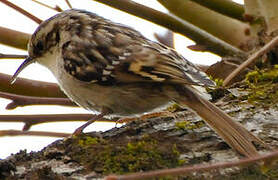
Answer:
[73, 113, 105, 135]
[73, 109, 111, 135]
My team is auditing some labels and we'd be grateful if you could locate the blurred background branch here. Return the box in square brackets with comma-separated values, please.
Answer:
[93, 0, 246, 57]
[190, 0, 245, 21]
[0, 26, 29, 50]
[157, 0, 251, 49]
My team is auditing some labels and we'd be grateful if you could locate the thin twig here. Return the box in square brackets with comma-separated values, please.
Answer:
[106, 150, 278, 180]
[223, 35, 278, 86]
[0, 91, 75, 109]
[0, 0, 42, 24]
[93, 0, 246, 57]
[0, 53, 27, 59]
[0, 130, 69, 137]
[64, 0, 72, 8]
[0, 114, 117, 131]
[30, 0, 63, 12]
[0, 72, 65, 98]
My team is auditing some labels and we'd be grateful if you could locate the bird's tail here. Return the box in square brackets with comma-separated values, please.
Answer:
[173, 86, 266, 157]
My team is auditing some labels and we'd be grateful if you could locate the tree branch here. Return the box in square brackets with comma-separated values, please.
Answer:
[0, 53, 27, 59]
[31, 0, 63, 12]
[64, 0, 72, 8]
[106, 149, 278, 180]
[223, 35, 278, 86]
[0, 114, 117, 131]
[0, 26, 30, 50]
[0, 130, 69, 137]
[0, 0, 42, 24]
[190, 0, 245, 21]
[92, 0, 246, 57]
[0, 91, 75, 110]
[157, 0, 251, 49]
[0, 72, 65, 98]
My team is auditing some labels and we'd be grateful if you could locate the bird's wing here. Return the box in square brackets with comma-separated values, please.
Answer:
[61, 12, 214, 87]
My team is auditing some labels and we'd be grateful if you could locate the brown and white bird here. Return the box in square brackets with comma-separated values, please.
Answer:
[11, 9, 264, 157]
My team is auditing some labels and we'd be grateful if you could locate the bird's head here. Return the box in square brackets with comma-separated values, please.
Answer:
[11, 9, 84, 83]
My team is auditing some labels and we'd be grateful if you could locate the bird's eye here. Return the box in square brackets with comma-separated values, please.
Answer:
[36, 40, 44, 51]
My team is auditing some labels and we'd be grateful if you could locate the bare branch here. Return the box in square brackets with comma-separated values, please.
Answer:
[0, 130, 69, 137]
[0, 26, 30, 50]
[64, 0, 72, 8]
[106, 150, 278, 180]
[0, 53, 27, 59]
[0, 114, 117, 131]
[0, 91, 75, 110]
[223, 35, 278, 86]
[30, 0, 63, 12]
[0, 0, 42, 24]
[92, 0, 246, 57]
[190, 0, 245, 21]
[0, 72, 65, 98]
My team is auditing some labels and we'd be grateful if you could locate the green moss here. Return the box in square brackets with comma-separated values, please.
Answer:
[227, 166, 268, 180]
[78, 136, 99, 146]
[166, 103, 184, 112]
[175, 120, 204, 131]
[207, 66, 278, 104]
[244, 66, 278, 105]
[261, 161, 278, 179]
[245, 65, 278, 84]
[214, 78, 224, 87]
[69, 136, 184, 175]
[205, 77, 229, 101]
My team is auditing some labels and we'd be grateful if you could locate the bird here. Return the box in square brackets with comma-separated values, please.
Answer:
[11, 9, 265, 157]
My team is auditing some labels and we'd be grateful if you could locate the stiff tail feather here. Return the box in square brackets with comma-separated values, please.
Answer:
[174, 86, 265, 157]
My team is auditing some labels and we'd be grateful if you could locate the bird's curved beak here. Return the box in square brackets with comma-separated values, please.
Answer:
[10, 57, 35, 84]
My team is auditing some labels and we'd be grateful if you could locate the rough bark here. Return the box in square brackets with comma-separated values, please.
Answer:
[1, 77, 278, 180]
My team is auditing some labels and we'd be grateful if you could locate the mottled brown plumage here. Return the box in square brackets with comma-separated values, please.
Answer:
[12, 9, 265, 157]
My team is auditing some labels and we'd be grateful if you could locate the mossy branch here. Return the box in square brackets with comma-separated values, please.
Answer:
[223, 35, 278, 86]
[107, 150, 278, 180]
[93, 0, 246, 57]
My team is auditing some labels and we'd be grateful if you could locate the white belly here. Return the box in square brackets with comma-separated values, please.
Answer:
[56, 67, 172, 116]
